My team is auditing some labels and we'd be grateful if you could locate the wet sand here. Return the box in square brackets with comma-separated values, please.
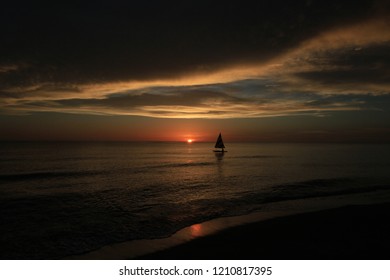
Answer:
[139, 202, 390, 260]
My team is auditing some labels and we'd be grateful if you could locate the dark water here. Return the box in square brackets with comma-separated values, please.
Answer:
[1, 142, 390, 259]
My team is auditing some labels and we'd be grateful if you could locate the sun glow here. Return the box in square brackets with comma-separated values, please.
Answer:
[187, 139, 193, 143]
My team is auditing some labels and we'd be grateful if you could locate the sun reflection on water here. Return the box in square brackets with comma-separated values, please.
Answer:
[190, 223, 203, 238]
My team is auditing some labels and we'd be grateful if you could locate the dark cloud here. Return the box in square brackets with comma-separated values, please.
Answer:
[293, 43, 390, 87]
[58, 90, 245, 108]
[1, 0, 389, 122]
[0, 0, 382, 88]
[304, 93, 390, 110]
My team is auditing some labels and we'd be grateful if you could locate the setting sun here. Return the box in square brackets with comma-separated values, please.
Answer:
[187, 139, 193, 143]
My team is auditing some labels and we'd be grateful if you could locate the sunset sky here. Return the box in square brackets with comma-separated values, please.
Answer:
[1, 0, 389, 142]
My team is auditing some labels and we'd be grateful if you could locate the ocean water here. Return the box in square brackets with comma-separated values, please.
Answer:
[1, 142, 390, 259]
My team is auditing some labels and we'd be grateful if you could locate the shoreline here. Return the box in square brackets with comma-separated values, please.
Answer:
[141, 201, 390, 260]
[68, 190, 390, 260]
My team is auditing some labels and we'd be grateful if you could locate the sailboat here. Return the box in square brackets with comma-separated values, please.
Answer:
[213, 133, 227, 153]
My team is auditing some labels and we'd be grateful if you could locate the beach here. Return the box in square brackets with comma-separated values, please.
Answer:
[140, 202, 390, 260]
[71, 191, 390, 260]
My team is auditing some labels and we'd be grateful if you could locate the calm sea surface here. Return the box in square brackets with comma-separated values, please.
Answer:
[1, 142, 390, 259]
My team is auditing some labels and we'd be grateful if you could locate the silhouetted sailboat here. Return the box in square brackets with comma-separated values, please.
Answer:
[213, 133, 227, 153]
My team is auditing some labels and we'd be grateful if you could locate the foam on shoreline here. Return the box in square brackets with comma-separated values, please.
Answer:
[68, 189, 390, 260]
